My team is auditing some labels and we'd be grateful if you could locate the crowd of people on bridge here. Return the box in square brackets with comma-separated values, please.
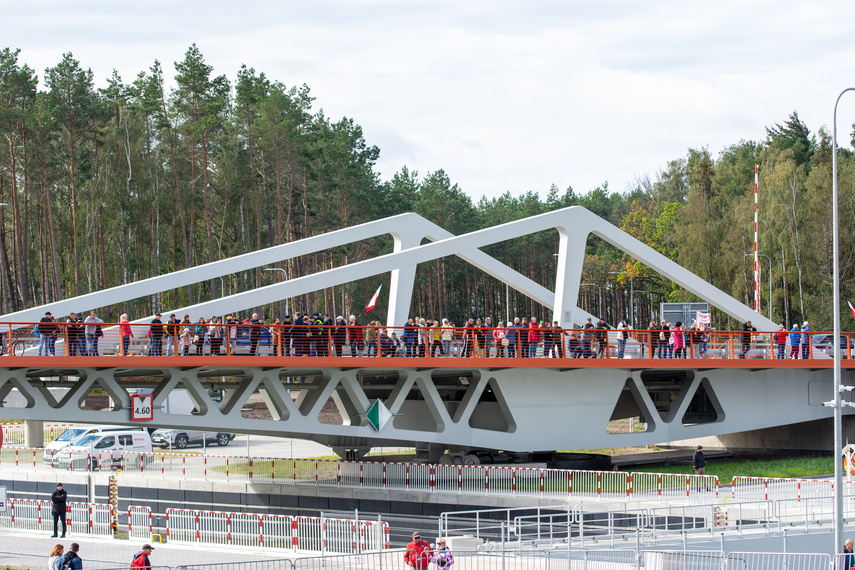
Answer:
[21, 307, 836, 361]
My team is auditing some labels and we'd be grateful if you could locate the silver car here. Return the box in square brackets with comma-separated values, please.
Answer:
[151, 429, 235, 449]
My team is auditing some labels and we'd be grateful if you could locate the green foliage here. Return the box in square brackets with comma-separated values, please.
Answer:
[0, 46, 852, 331]
[629, 455, 834, 484]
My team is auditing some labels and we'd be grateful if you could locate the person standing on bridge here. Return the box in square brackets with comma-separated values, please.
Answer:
[119, 314, 133, 356]
[692, 445, 706, 476]
[84, 311, 104, 356]
[149, 313, 163, 357]
[249, 313, 262, 356]
[789, 324, 801, 359]
[801, 321, 811, 360]
[775, 324, 787, 360]
[405, 531, 433, 570]
[740, 321, 756, 359]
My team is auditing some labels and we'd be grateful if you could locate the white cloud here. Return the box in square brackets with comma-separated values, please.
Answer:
[7, 0, 855, 200]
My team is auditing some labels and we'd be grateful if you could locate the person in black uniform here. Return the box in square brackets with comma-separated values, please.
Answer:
[51, 483, 67, 537]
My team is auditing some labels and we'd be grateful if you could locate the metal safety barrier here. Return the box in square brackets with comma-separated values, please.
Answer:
[166, 508, 389, 553]
[731, 476, 832, 502]
[0, 498, 112, 536]
[129, 505, 153, 539]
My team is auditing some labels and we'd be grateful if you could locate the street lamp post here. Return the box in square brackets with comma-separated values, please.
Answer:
[744, 253, 772, 321]
[831, 87, 855, 555]
[264, 267, 289, 316]
[579, 283, 602, 319]
[608, 271, 634, 327]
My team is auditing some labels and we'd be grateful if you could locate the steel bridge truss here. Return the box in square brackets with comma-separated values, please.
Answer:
[1, 206, 838, 455]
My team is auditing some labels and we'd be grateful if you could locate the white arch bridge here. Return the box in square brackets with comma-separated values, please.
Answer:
[0, 206, 850, 460]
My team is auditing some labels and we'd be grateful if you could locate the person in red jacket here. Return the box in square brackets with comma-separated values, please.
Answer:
[130, 544, 154, 570]
[404, 531, 433, 569]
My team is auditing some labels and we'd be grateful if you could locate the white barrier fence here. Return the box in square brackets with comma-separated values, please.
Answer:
[0, 423, 78, 446]
[0, 498, 113, 536]
[163, 508, 389, 553]
[116, 451, 722, 502]
[128, 505, 152, 539]
[7, 445, 855, 507]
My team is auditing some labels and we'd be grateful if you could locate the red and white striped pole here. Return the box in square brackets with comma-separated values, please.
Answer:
[754, 164, 760, 314]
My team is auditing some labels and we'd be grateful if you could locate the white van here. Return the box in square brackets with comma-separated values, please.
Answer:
[54, 430, 152, 471]
[43, 425, 147, 463]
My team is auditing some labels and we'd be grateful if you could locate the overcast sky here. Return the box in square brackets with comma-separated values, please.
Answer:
[7, 1, 855, 200]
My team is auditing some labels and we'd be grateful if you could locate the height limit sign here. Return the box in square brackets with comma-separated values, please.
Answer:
[131, 394, 154, 421]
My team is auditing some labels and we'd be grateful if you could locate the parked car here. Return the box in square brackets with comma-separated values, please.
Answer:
[812, 334, 852, 359]
[43, 424, 147, 464]
[152, 428, 235, 449]
[54, 430, 153, 470]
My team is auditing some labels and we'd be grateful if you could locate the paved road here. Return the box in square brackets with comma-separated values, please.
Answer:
[0, 529, 294, 570]
[157, 434, 411, 460]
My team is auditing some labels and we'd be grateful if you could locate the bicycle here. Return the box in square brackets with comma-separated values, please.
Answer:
[0, 332, 30, 356]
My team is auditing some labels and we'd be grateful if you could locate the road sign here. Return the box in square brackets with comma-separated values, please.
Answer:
[366, 399, 392, 431]
[0, 486, 6, 513]
[131, 394, 154, 421]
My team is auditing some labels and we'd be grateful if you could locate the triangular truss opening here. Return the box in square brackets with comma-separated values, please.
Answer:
[468, 378, 515, 433]
[681, 378, 724, 426]
[608, 378, 651, 434]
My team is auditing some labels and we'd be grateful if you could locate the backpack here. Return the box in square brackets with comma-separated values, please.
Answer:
[59, 553, 74, 570]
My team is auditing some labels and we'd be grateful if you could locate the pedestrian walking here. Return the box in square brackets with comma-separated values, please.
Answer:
[51, 483, 67, 538]
[692, 445, 706, 476]
[49, 544, 64, 570]
[404, 531, 433, 569]
[130, 544, 154, 570]
[60, 543, 82, 570]
[433, 538, 454, 569]
[844, 538, 854, 569]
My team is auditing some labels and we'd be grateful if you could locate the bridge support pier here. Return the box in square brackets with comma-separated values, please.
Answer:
[24, 420, 43, 448]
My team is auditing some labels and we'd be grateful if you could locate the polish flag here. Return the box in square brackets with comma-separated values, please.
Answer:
[365, 285, 382, 312]
[848, 300, 855, 320]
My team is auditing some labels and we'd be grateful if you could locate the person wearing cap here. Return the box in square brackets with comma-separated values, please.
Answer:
[130, 544, 154, 570]
[801, 321, 811, 360]
[149, 313, 164, 356]
[404, 531, 433, 569]
[51, 483, 67, 537]
[165, 314, 180, 356]
[332, 316, 347, 357]
[692, 445, 706, 476]
[774, 324, 787, 360]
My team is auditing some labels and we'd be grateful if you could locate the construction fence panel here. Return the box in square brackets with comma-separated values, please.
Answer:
[731, 477, 832, 503]
[166, 509, 201, 544]
[725, 551, 830, 570]
[128, 506, 152, 539]
[259, 514, 293, 550]
[542, 469, 571, 497]
[434, 465, 462, 493]
[359, 521, 389, 551]
[70, 501, 113, 536]
[198, 510, 230, 546]
[324, 518, 360, 554]
[1, 499, 52, 532]
[292, 516, 323, 552]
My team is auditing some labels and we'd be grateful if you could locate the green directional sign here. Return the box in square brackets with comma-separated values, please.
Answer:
[366, 399, 392, 431]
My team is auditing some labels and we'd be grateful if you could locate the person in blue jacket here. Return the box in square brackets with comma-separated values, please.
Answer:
[789, 324, 801, 359]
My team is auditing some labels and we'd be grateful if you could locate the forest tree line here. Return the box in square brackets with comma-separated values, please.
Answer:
[1, 45, 854, 331]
